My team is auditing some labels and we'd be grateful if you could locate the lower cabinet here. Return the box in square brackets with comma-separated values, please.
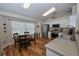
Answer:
[0, 41, 2, 55]
[48, 31, 51, 39]
[0, 49, 2, 56]
[46, 49, 59, 56]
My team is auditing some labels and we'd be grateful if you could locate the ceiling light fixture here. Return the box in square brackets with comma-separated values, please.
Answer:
[23, 0, 31, 9]
[42, 7, 56, 16]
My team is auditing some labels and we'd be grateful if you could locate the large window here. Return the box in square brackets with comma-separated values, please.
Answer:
[11, 21, 35, 35]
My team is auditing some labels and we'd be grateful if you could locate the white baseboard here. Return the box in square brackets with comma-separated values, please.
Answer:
[1, 42, 14, 50]
[0, 42, 14, 56]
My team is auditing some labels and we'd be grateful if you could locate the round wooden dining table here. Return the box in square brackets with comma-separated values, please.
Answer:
[18, 34, 32, 52]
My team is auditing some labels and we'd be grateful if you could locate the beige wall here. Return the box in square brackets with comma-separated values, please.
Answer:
[0, 16, 13, 49]
[35, 22, 43, 38]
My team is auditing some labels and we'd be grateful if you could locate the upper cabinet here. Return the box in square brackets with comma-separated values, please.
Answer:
[69, 15, 76, 27]
[72, 5, 77, 15]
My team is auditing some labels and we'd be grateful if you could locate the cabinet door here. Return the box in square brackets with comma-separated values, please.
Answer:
[69, 15, 76, 27]
[46, 49, 59, 56]
[48, 31, 51, 39]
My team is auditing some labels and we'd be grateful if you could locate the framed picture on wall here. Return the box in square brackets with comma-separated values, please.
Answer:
[4, 31, 6, 33]
[4, 27, 6, 29]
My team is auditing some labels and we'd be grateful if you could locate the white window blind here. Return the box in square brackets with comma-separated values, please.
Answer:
[11, 21, 35, 35]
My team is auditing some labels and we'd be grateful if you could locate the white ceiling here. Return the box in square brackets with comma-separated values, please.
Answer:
[0, 3, 76, 21]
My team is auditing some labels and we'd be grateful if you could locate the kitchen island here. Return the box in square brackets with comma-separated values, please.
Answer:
[45, 36, 79, 56]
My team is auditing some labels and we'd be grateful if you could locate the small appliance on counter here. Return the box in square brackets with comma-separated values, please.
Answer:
[67, 25, 76, 41]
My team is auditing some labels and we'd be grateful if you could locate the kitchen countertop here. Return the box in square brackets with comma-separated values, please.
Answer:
[45, 36, 79, 56]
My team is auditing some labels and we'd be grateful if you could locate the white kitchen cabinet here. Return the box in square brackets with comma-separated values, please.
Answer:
[48, 31, 51, 39]
[0, 41, 2, 55]
[46, 49, 59, 56]
[45, 36, 78, 56]
[69, 15, 76, 27]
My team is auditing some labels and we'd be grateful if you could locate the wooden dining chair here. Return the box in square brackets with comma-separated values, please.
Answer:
[19, 39, 29, 50]
[29, 33, 36, 45]
[19, 36, 30, 55]
[13, 33, 20, 47]
[24, 32, 29, 35]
